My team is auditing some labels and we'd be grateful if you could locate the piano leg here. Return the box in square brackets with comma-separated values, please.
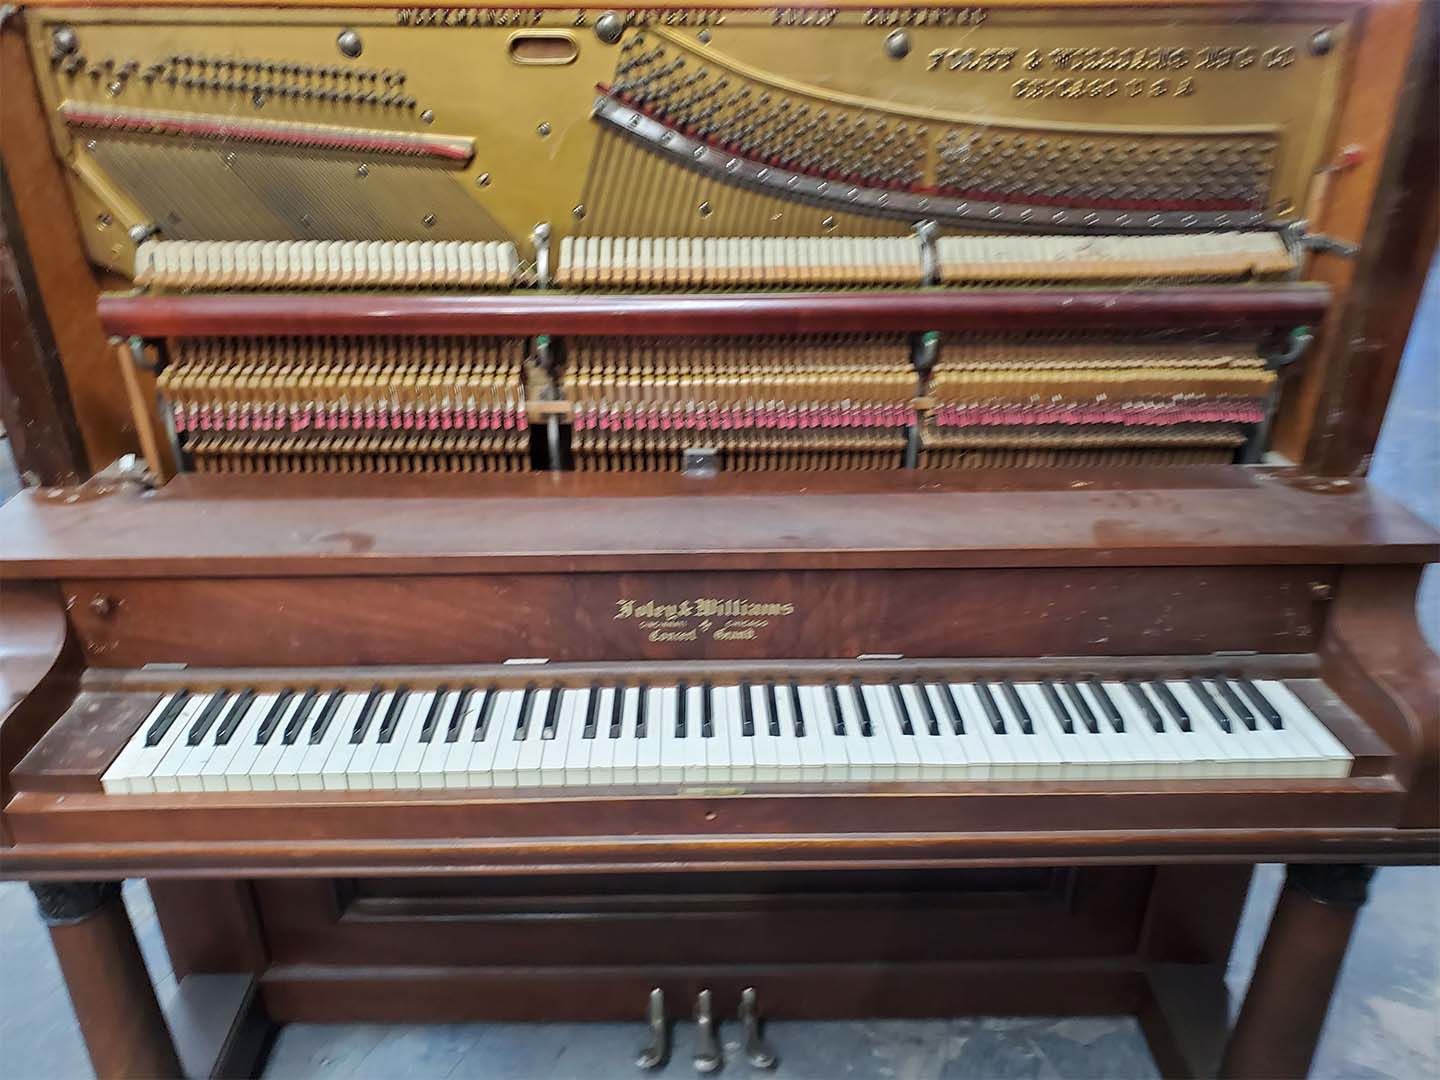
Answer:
[1219, 864, 1375, 1080]
[29, 881, 183, 1080]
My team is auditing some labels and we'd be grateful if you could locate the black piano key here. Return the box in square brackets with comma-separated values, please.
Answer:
[1042, 682, 1075, 734]
[308, 691, 345, 745]
[701, 681, 714, 738]
[739, 680, 756, 736]
[635, 684, 648, 738]
[281, 689, 320, 745]
[787, 681, 805, 736]
[850, 679, 874, 736]
[350, 686, 385, 743]
[377, 686, 410, 743]
[889, 682, 915, 735]
[1188, 677, 1232, 732]
[1060, 682, 1098, 735]
[1150, 681, 1192, 732]
[1126, 681, 1165, 733]
[540, 686, 563, 740]
[450, 688, 477, 742]
[582, 683, 602, 738]
[185, 691, 230, 746]
[1216, 679, 1258, 730]
[1239, 679, 1284, 729]
[513, 683, 537, 740]
[676, 680, 689, 737]
[1002, 681, 1036, 735]
[610, 684, 626, 738]
[762, 682, 781, 736]
[825, 681, 845, 735]
[913, 682, 941, 736]
[1086, 678, 1125, 732]
[254, 689, 296, 744]
[144, 691, 192, 747]
[418, 686, 450, 743]
[976, 682, 1006, 734]
[936, 683, 965, 735]
[212, 690, 256, 746]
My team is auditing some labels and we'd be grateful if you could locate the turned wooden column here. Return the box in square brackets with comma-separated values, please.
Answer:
[30, 881, 182, 1079]
[1219, 864, 1374, 1080]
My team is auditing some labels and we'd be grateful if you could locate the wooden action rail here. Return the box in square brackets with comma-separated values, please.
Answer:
[97, 285, 1332, 339]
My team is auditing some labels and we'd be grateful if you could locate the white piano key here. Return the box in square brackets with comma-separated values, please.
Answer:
[657, 686, 683, 784]
[998, 686, 1066, 781]
[267, 693, 332, 792]
[926, 682, 992, 780]
[1155, 681, 1231, 780]
[459, 690, 503, 789]
[171, 693, 240, 792]
[1195, 680, 1275, 778]
[514, 687, 552, 787]
[198, 694, 269, 792]
[865, 684, 919, 780]
[835, 683, 876, 781]
[586, 687, 619, 785]
[392, 691, 444, 788]
[1172, 680, 1254, 779]
[805, 685, 849, 781]
[759, 685, 800, 782]
[681, 684, 708, 783]
[894, 684, 945, 777]
[731, 685, 766, 783]
[612, 687, 642, 785]
[782, 685, 826, 780]
[563, 687, 595, 786]
[223, 693, 287, 792]
[1074, 682, 1150, 779]
[372, 692, 430, 789]
[855, 684, 899, 781]
[540, 689, 580, 786]
[1018, 684, 1103, 780]
[102, 692, 191, 795]
[958, 685, 1026, 780]
[1254, 681, 1352, 776]
[146, 696, 213, 793]
[417, 691, 464, 788]
[295, 693, 363, 791]
[337, 690, 395, 790]
[486, 690, 529, 788]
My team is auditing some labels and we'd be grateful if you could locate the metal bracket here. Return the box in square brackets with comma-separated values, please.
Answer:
[693, 989, 722, 1073]
[532, 221, 552, 288]
[1260, 326, 1315, 370]
[91, 452, 160, 492]
[636, 988, 669, 1070]
[683, 447, 720, 478]
[1282, 219, 1361, 262]
[912, 219, 939, 285]
[128, 222, 160, 245]
[738, 988, 778, 1070]
[126, 334, 158, 372]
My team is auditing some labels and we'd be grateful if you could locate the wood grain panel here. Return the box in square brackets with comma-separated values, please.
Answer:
[61, 565, 1330, 667]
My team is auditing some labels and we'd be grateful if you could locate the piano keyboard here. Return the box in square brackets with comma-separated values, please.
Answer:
[101, 677, 1352, 794]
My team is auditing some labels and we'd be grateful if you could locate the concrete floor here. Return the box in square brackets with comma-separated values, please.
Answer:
[0, 263, 1436, 1077]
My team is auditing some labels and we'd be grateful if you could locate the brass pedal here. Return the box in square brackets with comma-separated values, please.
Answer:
[693, 988, 722, 1074]
[739, 988, 777, 1070]
[636, 987, 669, 1071]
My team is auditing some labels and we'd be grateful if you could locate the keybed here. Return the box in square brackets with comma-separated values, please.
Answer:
[99, 675, 1353, 795]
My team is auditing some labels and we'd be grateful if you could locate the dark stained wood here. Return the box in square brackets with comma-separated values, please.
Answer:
[0, 172, 89, 486]
[10, 692, 159, 792]
[0, 15, 133, 473]
[1219, 866, 1373, 1079]
[1139, 962, 1232, 1080]
[148, 881, 268, 980]
[1322, 565, 1440, 828]
[44, 889, 183, 1078]
[58, 565, 1331, 668]
[1, 469, 1436, 580]
[1306, 4, 1439, 475]
[95, 284, 1333, 340]
[0, 582, 79, 844]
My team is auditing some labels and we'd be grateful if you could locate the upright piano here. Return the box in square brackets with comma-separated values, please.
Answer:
[1, 0, 1436, 1076]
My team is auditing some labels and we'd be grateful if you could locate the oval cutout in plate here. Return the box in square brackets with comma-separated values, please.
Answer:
[508, 32, 579, 66]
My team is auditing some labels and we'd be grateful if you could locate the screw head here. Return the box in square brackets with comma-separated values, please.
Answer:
[572, 204, 586, 219]
[1310, 28, 1334, 56]
[88, 595, 115, 618]
[356, 163, 369, 177]
[420, 109, 435, 124]
[476, 172, 492, 187]
[884, 30, 911, 60]
[337, 29, 363, 59]
[96, 213, 113, 230]
[594, 12, 623, 45]
[537, 121, 552, 137]
[422, 213, 436, 228]
[52, 27, 78, 55]
[697, 29, 712, 44]
[697, 200, 712, 217]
